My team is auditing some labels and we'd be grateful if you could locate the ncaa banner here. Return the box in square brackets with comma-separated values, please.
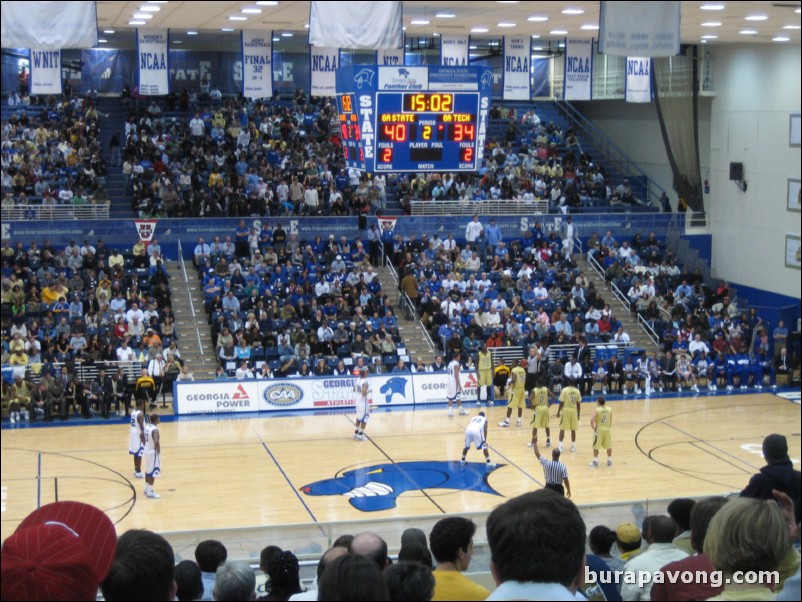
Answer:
[440, 35, 469, 67]
[599, 1, 680, 57]
[1, 1, 97, 50]
[625, 57, 652, 103]
[377, 47, 404, 66]
[242, 31, 273, 99]
[30, 49, 63, 95]
[137, 29, 169, 96]
[310, 46, 340, 96]
[502, 36, 531, 100]
[563, 39, 593, 101]
[309, 1, 403, 50]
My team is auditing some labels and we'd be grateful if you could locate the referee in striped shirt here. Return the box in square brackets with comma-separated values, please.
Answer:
[534, 439, 571, 498]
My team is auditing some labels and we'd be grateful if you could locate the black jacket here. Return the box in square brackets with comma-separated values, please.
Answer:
[741, 461, 801, 516]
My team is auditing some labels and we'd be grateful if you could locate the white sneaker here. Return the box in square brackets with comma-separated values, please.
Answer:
[448, 408, 454, 417]
[726, 385, 733, 391]
[772, 384, 778, 389]
[545, 438, 551, 448]
[458, 408, 468, 416]
[635, 388, 642, 395]
[571, 444, 576, 453]
[647, 388, 655, 395]
[10, 414, 16, 424]
[607, 459, 613, 466]
[622, 387, 627, 395]
[499, 420, 510, 427]
[527, 442, 534, 448]
[135, 471, 144, 479]
[602, 388, 608, 395]
[486, 462, 497, 469]
[357, 434, 368, 441]
[460, 459, 466, 466]
[740, 385, 747, 390]
[755, 385, 762, 390]
[692, 385, 699, 393]
[516, 419, 522, 427]
[659, 385, 665, 392]
[677, 386, 682, 392]
[558, 442, 564, 452]
[145, 491, 161, 499]
[488, 400, 494, 406]
[589, 460, 598, 467]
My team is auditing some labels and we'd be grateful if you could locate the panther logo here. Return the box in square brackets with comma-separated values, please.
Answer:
[354, 68, 376, 89]
[379, 376, 407, 403]
[481, 70, 494, 90]
[398, 68, 411, 79]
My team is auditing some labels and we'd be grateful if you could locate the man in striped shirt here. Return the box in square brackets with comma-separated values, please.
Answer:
[534, 440, 571, 498]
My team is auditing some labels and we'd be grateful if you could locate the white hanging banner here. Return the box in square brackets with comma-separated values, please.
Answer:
[625, 57, 652, 103]
[310, 46, 340, 96]
[137, 29, 169, 96]
[377, 47, 405, 66]
[502, 36, 531, 100]
[563, 39, 593, 101]
[599, 1, 680, 57]
[242, 31, 273, 99]
[440, 35, 469, 66]
[29, 49, 63, 95]
[309, 0, 403, 50]
[1, 1, 97, 50]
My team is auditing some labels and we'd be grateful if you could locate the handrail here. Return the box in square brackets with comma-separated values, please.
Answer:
[637, 313, 661, 346]
[401, 290, 437, 355]
[609, 280, 631, 314]
[410, 199, 549, 216]
[178, 239, 205, 357]
[587, 251, 605, 281]
[555, 99, 667, 207]
[0, 204, 110, 221]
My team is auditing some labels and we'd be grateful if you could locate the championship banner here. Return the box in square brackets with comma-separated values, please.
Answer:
[242, 30, 273, 99]
[309, 1, 403, 50]
[134, 219, 158, 244]
[599, 1, 680, 57]
[1, 1, 97, 50]
[310, 46, 339, 96]
[377, 47, 404, 66]
[376, 216, 398, 233]
[440, 35, 469, 67]
[502, 36, 531, 100]
[137, 29, 169, 96]
[563, 39, 593, 101]
[625, 57, 652, 103]
[30, 49, 63, 95]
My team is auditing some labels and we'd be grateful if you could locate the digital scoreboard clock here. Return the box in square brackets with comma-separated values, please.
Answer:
[335, 65, 493, 173]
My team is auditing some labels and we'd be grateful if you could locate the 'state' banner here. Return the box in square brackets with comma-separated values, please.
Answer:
[242, 30, 273, 99]
[502, 36, 531, 100]
[440, 35, 469, 67]
[137, 29, 169, 96]
[563, 39, 593, 101]
[30, 49, 63, 95]
[310, 46, 339, 96]
[625, 57, 653, 103]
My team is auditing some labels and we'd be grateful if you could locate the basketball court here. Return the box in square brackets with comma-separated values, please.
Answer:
[2, 391, 800, 544]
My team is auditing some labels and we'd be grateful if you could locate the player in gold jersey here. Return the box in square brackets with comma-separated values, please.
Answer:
[528, 377, 556, 448]
[477, 344, 494, 405]
[589, 397, 613, 467]
[499, 359, 527, 428]
[556, 379, 582, 453]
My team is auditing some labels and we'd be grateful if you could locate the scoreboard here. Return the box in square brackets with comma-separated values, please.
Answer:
[335, 65, 493, 173]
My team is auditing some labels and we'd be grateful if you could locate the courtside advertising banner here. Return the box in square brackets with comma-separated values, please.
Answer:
[440, 35, 469, 67]
[310, 46, 339, 96]
[377, 47, 404, 66]
[502, 36, 531, 100]
[1, 0, 98, 50]
[174, 381, 260, 414]
[137, 29, 169, 96]
[29, 49, 63, 95]
[242, 31, 273, 99]
[410, 371, 480, 405]
[599, 0, 680, 57]
[563, 39, 593, 101]
[625, 57, 653, 103]
[309, 0, 403, 50]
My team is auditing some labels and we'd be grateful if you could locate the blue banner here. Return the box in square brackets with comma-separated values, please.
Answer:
[81, 49, 135, 94]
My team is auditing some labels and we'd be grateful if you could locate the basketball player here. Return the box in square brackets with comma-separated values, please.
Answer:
[129, 398, 147, 478]
[556, 379, 582, 453]
[461, 411, 496, 468]
[447, 351, 467, 417]
[143, 413, 161, 499]
[353, 367, 371, 441]
[477, 344, 494, 405]
[499, 359, 527, 427]
[528, 377, 556, 448]
[589, 397, 613, 467]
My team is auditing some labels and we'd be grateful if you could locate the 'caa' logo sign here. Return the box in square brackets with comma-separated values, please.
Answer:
[263, 383, 304, 407]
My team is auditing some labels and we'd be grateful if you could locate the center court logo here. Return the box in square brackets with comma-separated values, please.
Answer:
[262, 383, 304, 407]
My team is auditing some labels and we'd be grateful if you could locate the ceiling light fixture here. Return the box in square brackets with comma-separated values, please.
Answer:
[229, 16, 248, 21]
[129, 20, 146, 25]
[701, 22, 721, 27]
[581, 24, 599, 30]
[410, 19, 430, 25]
[700, 4, 725, 10]
[242, 8, 262, 14]
[187, 31, 198, 35]
[103, 29, 115, 34]
[772, 35, 791, 41]
[133, 13, 153, 19]
[527, 16, 548, 22]
[498, 22, 516, 27]
[739, 29, 758, 35]
[550, 29, 568, 35]
[436, 13, 456, 18]
[140, 5, 160, 11]
[471, 27, 489, 33]
[561, 8, 584, 15]
[745, 15, 768, 21]
[783, 25, 801, 30]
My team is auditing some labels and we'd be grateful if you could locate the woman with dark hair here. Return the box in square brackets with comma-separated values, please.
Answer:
[259, 550, 302, 601]
[317, 554, 388, 602]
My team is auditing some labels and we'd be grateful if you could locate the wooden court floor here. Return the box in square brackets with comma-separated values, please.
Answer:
[2, 392, 800, 541]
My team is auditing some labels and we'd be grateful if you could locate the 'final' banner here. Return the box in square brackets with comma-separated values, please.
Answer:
[242, 31, 273, 99]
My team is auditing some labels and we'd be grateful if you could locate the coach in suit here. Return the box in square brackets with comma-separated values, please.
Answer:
[606, 356, 624, 392]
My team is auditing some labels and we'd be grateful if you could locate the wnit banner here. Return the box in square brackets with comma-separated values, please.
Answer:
[502, 36, 531, 100]
[137, 29, 169, 96]
[563, 39, 593, 101]
[30, 49, 63, 95]
[242, 31, 273, 99]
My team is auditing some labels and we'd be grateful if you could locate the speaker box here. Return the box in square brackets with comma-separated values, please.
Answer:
[729, 162, 743, 181]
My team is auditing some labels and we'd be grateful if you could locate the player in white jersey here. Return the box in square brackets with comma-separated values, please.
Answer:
[461, 412, 496, 468]
[143, 413, 161, 498]
[353, 367, 371, 441]
[128, 398, 147, 478]
[447, 351, 467, 417]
